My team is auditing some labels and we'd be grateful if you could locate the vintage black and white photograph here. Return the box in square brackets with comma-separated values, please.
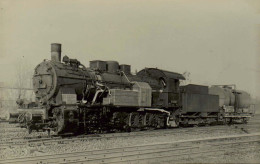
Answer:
[0, 0, 259, 163]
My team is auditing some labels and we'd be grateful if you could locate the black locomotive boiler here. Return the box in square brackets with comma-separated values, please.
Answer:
[14, 43, 255, 134]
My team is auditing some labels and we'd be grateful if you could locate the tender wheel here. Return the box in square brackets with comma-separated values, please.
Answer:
[18, 113, 25, 124]
[27, 124, 32, 134]
[218, 113, 224, 122]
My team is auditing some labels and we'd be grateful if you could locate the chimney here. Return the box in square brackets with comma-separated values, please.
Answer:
[51, 43, 62, 62]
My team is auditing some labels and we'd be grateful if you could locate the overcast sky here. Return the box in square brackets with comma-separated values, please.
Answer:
[0, 0, 260, 98]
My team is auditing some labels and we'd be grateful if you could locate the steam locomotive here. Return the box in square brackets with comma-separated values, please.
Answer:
[13, 43, 255, 135]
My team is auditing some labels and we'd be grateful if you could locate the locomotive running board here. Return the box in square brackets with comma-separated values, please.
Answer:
[224, 115, 252, 118]
[138, 108, 170, 115]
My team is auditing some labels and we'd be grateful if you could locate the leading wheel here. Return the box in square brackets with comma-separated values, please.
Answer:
[53, 108, 65, 134]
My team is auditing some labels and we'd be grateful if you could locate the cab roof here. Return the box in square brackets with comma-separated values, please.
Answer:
[137, 68, 185, 80]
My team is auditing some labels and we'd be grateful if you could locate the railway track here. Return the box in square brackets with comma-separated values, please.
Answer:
[0, 120, 9, 123]
[0, 116, 259, 162]
[1, 133, 259, 164]
[1, 123, 258, 149]
[0, 128, 27, 133]
[1, 121, 259, 149]
[0, 123, 19, 128]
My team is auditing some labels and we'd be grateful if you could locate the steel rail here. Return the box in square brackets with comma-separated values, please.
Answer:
[0, 122, 259, 149]
[0, 124, 257, 148]
[109, 141, 259, 164]
[0, 133, 259, 164]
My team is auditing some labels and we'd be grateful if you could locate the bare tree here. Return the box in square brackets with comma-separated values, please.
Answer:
[15, 57, 34, 100]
